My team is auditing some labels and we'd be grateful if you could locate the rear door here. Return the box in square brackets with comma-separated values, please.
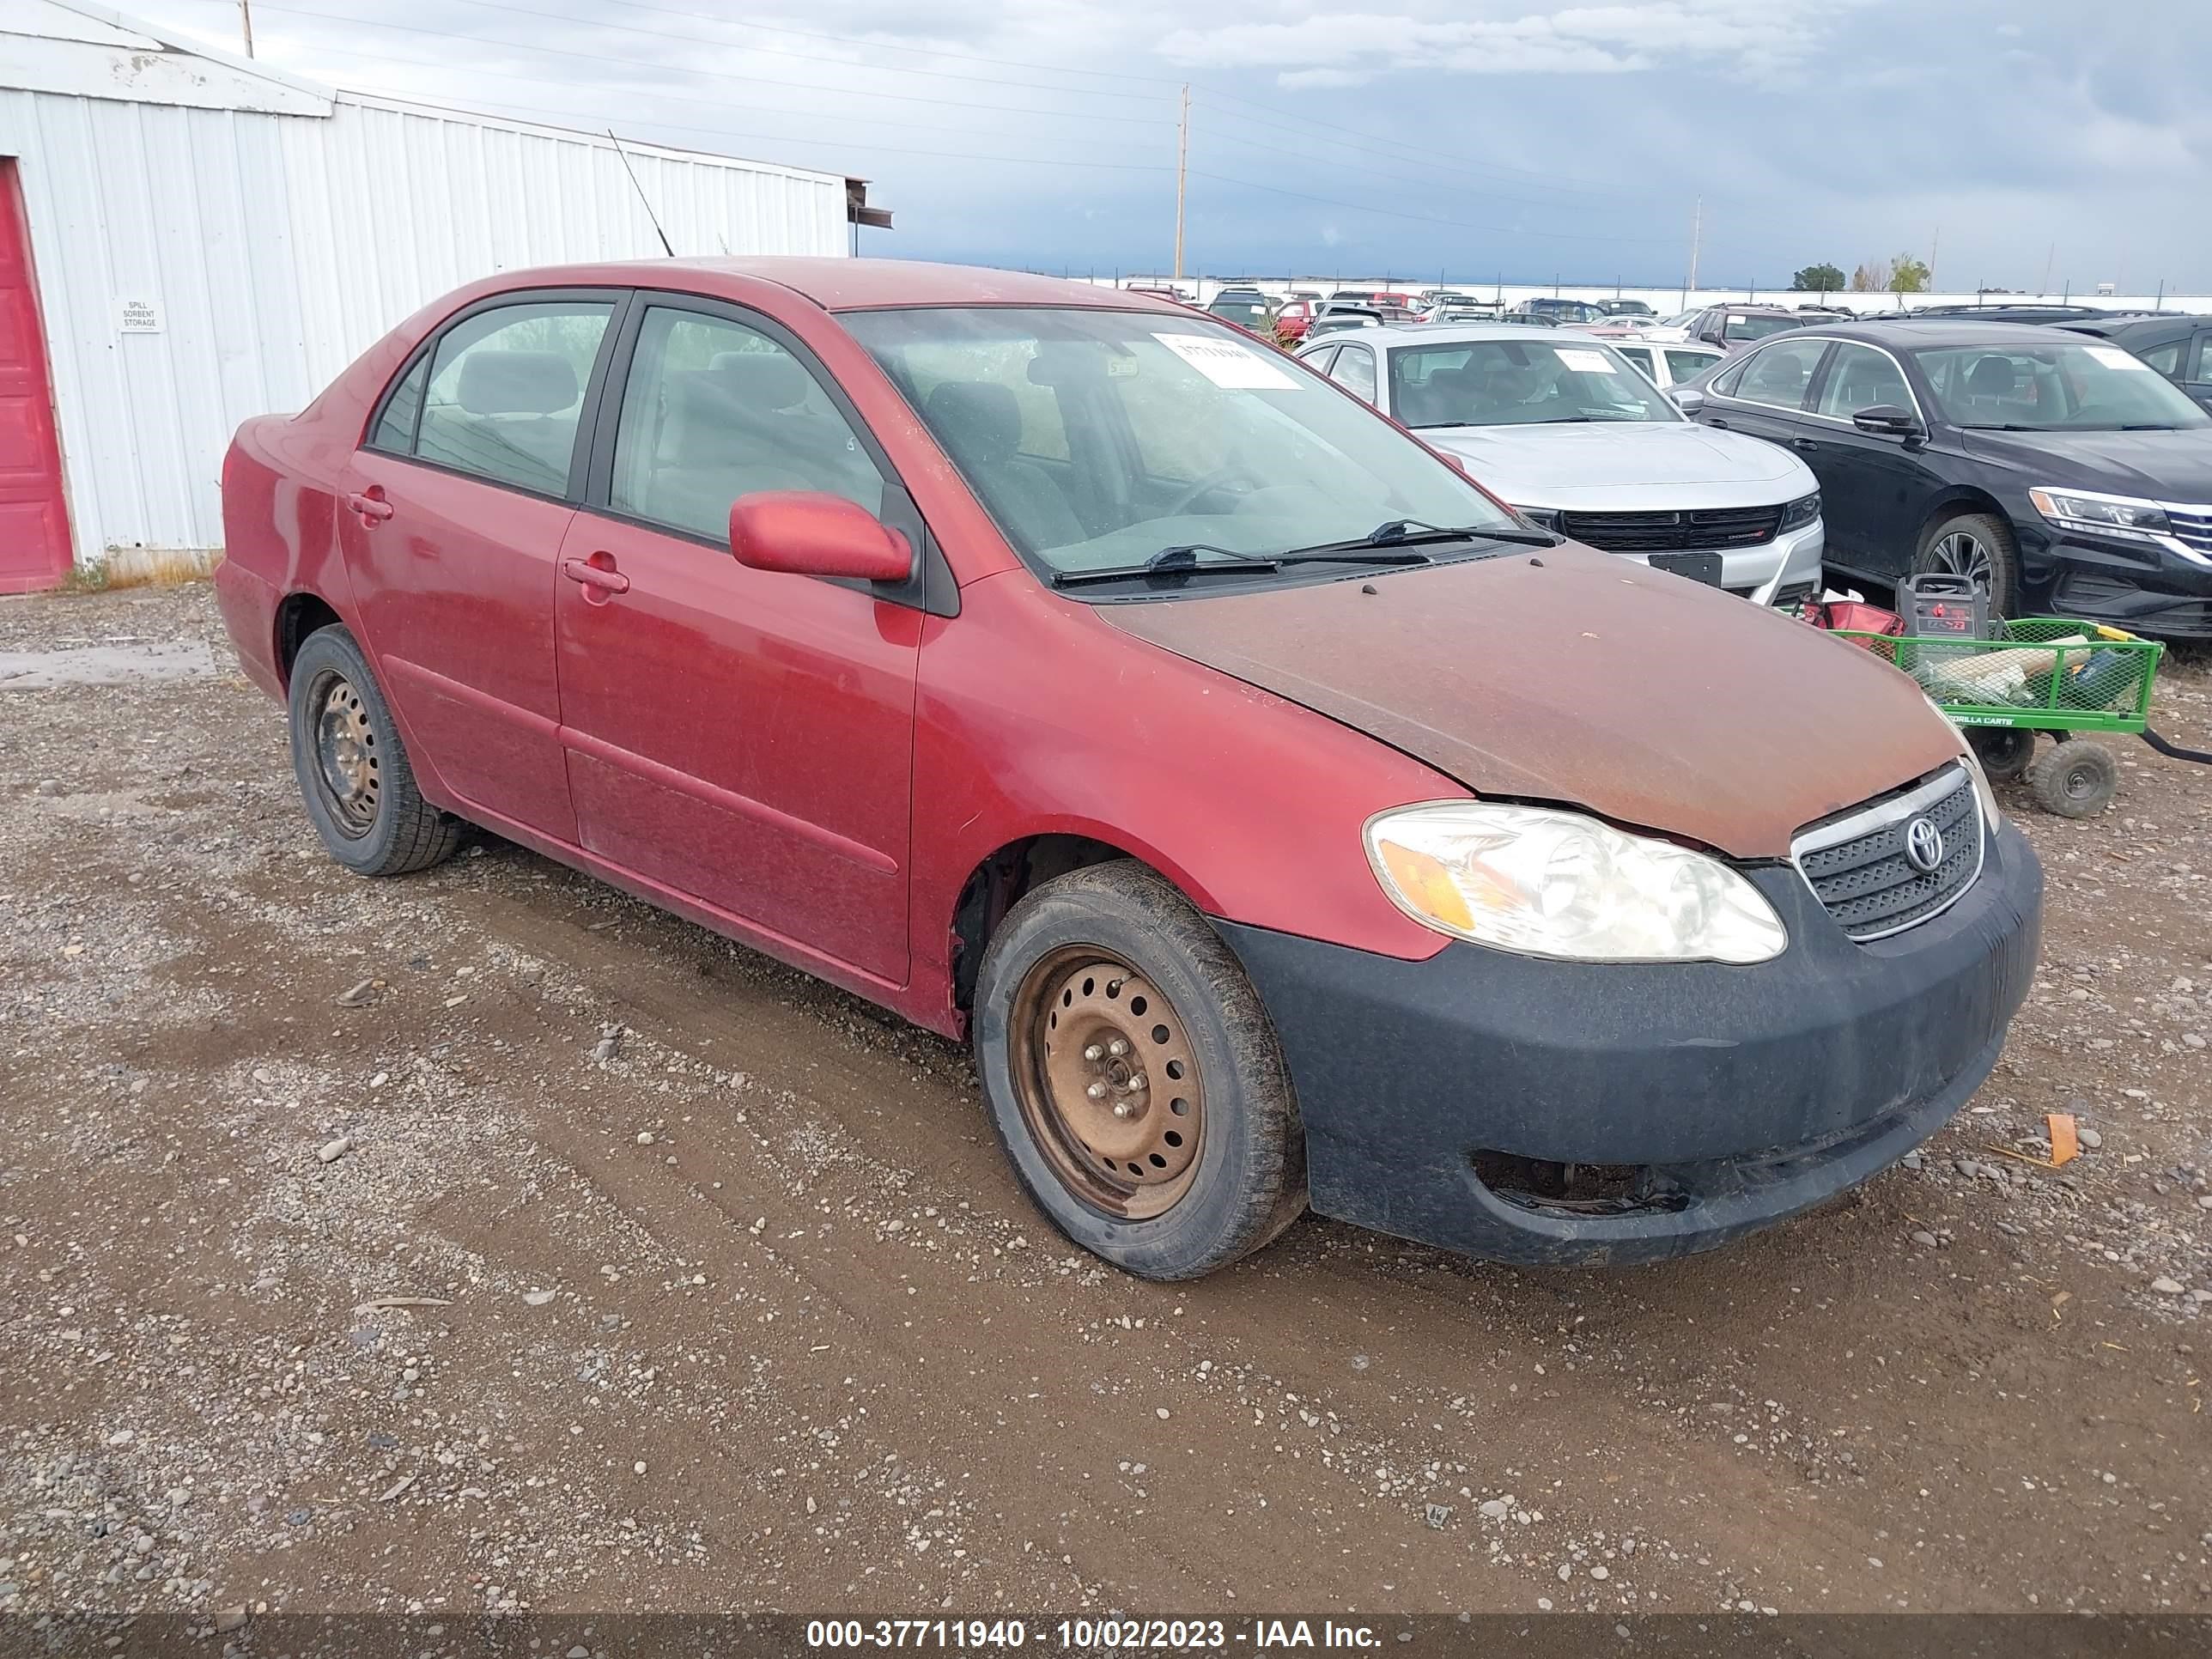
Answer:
[344, 290, 623, 840]
[0, 160, 70, 593]
[1691, 334, 1830, 450]
[552, 297, 922, 985]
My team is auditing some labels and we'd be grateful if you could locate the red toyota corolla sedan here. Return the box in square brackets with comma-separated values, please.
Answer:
[216, 258, 2043, 1279]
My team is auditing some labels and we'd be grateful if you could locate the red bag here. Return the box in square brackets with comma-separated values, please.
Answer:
[1802, 599, 1905, 644]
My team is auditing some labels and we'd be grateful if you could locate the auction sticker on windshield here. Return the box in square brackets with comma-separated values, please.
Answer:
[1555, 349, 1616, 374]
[1154, 331, 1298, 390]
[2083, 345, 2149, 371]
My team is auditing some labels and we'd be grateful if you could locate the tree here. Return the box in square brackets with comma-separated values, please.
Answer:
[1890, 253, 1932, 293]
[1793, 263, 1845, 293]
[1849, 259, 1891, 292]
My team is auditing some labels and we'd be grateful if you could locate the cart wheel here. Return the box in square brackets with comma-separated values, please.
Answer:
[1967, 726, 2035, 782]
[2027, 739, 2118, 818]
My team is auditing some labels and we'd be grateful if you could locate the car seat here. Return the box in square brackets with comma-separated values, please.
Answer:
[924, 381, 1085, 553]
[419, 349, 580, 490]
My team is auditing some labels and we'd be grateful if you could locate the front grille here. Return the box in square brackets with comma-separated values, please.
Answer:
[1559, 504, 1783, 553]
[1792, 764, 1984, 941]
[2165, 502, 2212, 556]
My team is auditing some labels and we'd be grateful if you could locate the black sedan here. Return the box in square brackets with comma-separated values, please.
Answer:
[1673, 320, 2212, 635]
[2061, 313, 2212, 415]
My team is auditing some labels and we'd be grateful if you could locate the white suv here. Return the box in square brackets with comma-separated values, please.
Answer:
[1297, 324, 1823, 607]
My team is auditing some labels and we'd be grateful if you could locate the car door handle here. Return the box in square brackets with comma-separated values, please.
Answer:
[562, 556, 630, 595]
[346, 491, 393, 524]
[1707, 416, 1729, 429]
[1792, 436, 1818, 451]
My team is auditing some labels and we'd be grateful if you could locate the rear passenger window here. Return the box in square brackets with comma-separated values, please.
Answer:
[1329, 343, 1376, 404]
[368, 356, 428, 452]
[403, 301, 613, 495]
[609, 306, 886, 542]
[1664, 349, 1717, 383]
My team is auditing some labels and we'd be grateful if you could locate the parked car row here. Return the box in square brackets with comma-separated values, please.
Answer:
[216, 257, 2045, 1282]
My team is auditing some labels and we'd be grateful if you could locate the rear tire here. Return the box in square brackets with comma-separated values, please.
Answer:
[2027, 738, 2118, 817]
[973, 860, 1306, 1280]
[1912, 510, 2019, 617]
[287, 625, 465, 877]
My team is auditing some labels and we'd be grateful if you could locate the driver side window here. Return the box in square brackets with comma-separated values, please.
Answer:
[608, 306, 885, 544]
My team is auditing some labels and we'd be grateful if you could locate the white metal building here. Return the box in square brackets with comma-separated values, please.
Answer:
[0, 0, 880, 591]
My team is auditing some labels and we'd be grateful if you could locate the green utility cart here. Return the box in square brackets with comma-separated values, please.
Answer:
[1832, 617, 2209, 817]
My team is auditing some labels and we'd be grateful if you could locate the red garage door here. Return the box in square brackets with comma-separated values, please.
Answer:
[0, 159, 71, 593]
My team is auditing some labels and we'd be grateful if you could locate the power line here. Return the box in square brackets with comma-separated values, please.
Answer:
[242, 2, 1170, 125]
[348, 85, 1175, 174]
[1193, 122, 1624, 214]
[1190, 94, 1623, 200]
[1186, 170, 1674, 245]
[422, 0, 1171, 104]
[287, 37, 1174, 149]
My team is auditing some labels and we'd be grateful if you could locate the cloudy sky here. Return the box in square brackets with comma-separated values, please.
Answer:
[126, 0, 2212, 293]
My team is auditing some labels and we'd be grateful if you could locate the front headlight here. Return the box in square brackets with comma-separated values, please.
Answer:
[2028, 486, 2172, 545]
[1779, 489, 1821, 532]
[1365, 802, 1787, 963]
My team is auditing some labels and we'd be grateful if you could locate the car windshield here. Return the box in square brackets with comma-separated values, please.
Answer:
[1909, 341, 2211, 431]
[842, 307, 1521, 580]
[1387, 338, 1681, 427]
[1723, 313, 1799, 343]
[1532, 301, 1602, 322]
[1207, 299, 1272, 327]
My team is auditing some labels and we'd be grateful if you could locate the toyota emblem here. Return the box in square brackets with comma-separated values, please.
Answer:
[1904, 817, 1945, 873]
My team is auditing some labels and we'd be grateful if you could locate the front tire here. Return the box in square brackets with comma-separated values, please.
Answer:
[1913, 510, 2019, 617]
[287, 626, 464, 877]
[973, 861, 1307, 1279]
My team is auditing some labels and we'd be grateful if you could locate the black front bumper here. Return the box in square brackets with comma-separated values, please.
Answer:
[2024, 526, 2212, 638]
[1216, 817, 2043, 1267]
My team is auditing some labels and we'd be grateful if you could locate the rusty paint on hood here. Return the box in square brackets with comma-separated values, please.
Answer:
[1097, 544, 1959, 860]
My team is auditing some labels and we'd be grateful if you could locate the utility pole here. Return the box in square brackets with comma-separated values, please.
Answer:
[1929, 224, 1939, 293]
[1686, 195, 1702, 295]
[239, 0, 255, 56]
[2039, 241, 2055, 297]
[1173, 84, 1189, 283]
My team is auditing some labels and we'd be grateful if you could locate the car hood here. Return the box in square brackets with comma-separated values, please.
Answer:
[1960, 426, 2212, 499]
[1100, 543, 1957, 861]
[1419, 420, 1809, 510]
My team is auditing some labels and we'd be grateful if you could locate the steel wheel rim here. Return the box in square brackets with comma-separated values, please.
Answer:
[1931, 532, 1993, 592]
[2062, 758, 2101, 801]
[1009, 945, 1204, 1220]
[309, 670, 380, 837]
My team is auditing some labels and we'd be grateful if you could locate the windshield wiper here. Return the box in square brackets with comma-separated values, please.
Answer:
[1052, 543, 1282, 589]
[1285, 518, 1554, 555]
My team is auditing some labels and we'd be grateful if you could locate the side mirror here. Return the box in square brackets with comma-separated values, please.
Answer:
[1850, 404, 1922, 437]
[730, 491, 912, 582]
[1670, 386, 1706, 414]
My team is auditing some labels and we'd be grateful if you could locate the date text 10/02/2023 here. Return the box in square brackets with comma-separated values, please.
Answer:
[804, 1619, 1385, 1650]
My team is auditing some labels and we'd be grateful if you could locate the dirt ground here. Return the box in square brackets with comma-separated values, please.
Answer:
[2, 580, 2209, 1624]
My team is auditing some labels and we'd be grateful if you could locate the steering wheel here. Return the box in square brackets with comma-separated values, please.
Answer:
[1162, 463, 1268, 518]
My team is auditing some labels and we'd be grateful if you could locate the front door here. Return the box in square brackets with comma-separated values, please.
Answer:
[342, 292, 621, 841]
[0, 161, 70, 593]
[553, 300, 920, 985]
[1796, 339, 1936, 580]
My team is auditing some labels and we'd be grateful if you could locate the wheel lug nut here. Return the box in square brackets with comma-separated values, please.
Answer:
[1083, 1044, 1104, 1061]
[1107, 1038, 1129, 1059]
[1085, 1082, 1108, 1100]
[1127, 1073, 1146, 1090]
[1112, 1102, 1134, 1120]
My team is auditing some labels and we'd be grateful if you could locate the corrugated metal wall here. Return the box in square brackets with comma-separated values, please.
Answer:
[0, 86, 850, 572]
